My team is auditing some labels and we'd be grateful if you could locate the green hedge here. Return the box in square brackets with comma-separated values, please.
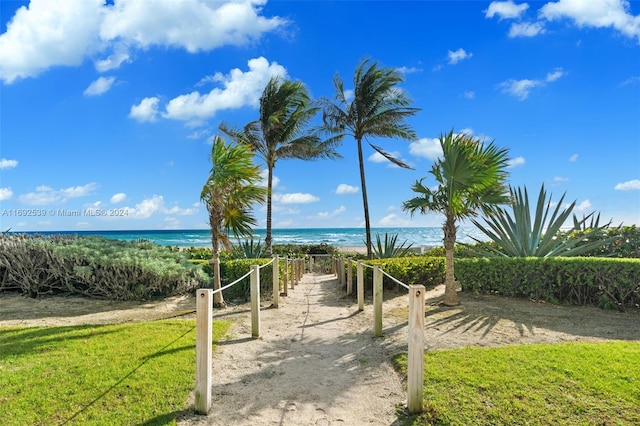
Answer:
[195, 258, 288, 302]
[340, 257, 445, 292]
[456, 257, 640, 311]
[0, 235, 207, 300]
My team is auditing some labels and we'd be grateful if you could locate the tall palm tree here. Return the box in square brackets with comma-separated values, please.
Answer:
[201, 136, 267, 307]
[221, 76, 341, 256]
[321, 57, 419, 259]
[402, 131, 510, 306]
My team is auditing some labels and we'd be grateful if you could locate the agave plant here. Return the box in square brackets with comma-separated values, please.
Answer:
[466, 184, 615, 257]
[238, 237, 265, 259]
[370, 233, 414, 258]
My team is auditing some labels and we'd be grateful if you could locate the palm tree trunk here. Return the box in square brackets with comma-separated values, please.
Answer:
[265, 166, 274, 257]
[443, 214, 459, 306]
[356, 137, 373, 259]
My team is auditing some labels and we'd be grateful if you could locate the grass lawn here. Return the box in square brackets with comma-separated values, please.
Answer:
[394, 341, 640, 425]
[0, 319, 230, 426]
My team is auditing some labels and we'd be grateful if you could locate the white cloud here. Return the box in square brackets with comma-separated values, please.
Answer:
[165, 205, 199, 216]
[463, 91, 476, 99]
[100, 0, 285, 53]
[575, 199, 592, 212]
[546, 68, 566, 82]
[498, 78, 541, 100]
[129, 97, 160, 122]
[569, 153, 579, 162]
[498, 68, 565, 100]
[377, 213, 412, 227]
[409, 138, 442, 160]
[0, 0, 104, 84]
[83, 76, 116, 96]
[614, 179, 640, 190]
[447, 48, 473, 64]
[485, 1, 530, 20]
[507, 156, 526, 168]
[275, 193, 319, 204]
[128, 195, 164, 219]
[509, 21, 546, 37]
[317, 206, 346, 218]
[163, 57, 287, 122]
[0, 0, 285, 84]
[620, 76, 640, 86]
[19, 182, 98, 205]
[94, 50, 130, 72]
[540, 0, 640, 43]
[0, 187, 13, 201]
[110, 192, 127, 204]
[0, 158, 18, 169]
[335, 184, 359, 195]
[395, 66, 422, 75]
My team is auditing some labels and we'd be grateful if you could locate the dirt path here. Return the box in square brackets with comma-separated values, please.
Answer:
[179, 273, 405, 426]
[175, 273, 640, 426]
[1, 272, 638, 425]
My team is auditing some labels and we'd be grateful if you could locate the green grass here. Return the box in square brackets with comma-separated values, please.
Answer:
[393, 341, 640, 425]
[0, 320, 230, 426]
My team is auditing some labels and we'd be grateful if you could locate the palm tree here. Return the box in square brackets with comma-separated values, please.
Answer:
[221, 76, 341, 256]
[321, 57, 419, 259]
[201, 136, 267, 307]
[402, 131, 511, 306]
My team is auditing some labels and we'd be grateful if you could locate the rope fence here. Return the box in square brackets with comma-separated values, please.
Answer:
[333, 256, 425, 413]
[195, 254, 307, 414]
[197, 254, 424, 416]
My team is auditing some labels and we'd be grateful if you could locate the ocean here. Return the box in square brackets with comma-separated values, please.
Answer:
[19, 227, 488, 248]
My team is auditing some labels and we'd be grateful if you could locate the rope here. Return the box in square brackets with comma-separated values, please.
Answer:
[381, 269, 410, 290]
[258, 257, 275, 269]
[211, 269, 252, 295]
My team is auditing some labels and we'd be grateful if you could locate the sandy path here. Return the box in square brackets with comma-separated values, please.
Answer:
[180, 273, 405, 426]
[2, 270, 638, 425]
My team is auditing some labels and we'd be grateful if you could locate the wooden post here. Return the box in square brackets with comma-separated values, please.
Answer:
[373, 266, 383, 337]
[250, 265, 260, 339]
[332, 258, 336, 275]
[337, 258, 343, 285]
[283, 257, 288, 296]
[408, 285, 425, 414]
[195, 289, 212, 414]
[272, 255, 279, 308]
[292, 258, 297, 286]
[357, 261, 364, 311]
[347, 258, 353, 295]
[289, 258, 295, 289]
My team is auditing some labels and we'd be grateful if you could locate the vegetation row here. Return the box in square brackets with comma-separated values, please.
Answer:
[0, 234, 206, 300]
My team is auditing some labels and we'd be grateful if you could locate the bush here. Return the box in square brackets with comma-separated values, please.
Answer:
[456, 257, 640, 311]
[0, 234, 207, 300]
[340, 257, 445, 293]
[572, 225, 640, 258]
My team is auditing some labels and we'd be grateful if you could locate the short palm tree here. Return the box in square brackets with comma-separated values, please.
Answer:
[221, 76, 341, 256]
[402, 131, 511, 305]
[201, 136, 267, 307]
[321, 57, 419, 259]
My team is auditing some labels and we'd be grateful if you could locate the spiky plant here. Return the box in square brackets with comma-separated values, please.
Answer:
[371, 233, 414, 258]
[467, 184, 615, 257]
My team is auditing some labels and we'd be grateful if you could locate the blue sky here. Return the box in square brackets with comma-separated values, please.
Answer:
[1, 0, 639, 232]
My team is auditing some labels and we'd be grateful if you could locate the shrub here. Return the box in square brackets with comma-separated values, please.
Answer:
[341, 257, 445, 292]
[456, 257, 640, 311]
[0, 234, 206, 300]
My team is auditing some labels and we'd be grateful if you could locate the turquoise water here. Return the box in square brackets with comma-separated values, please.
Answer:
[21, 227, 488, 248]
